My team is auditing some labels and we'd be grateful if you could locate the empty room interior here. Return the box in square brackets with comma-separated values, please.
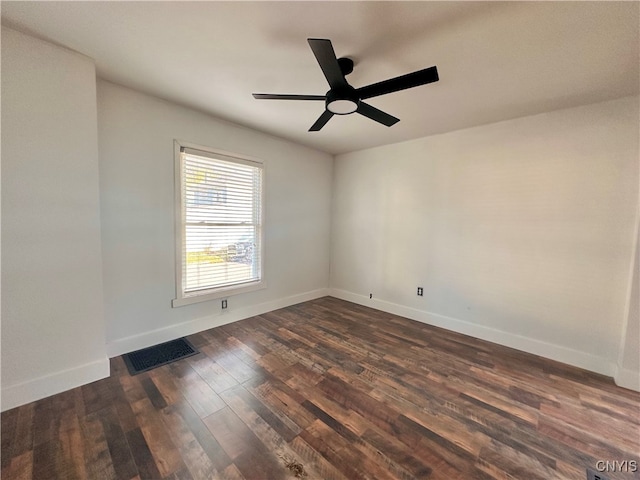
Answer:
[1, 2, 639, 479]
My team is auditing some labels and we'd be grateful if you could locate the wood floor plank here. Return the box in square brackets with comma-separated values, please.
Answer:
[79, 411, 118, 480]
[129, 398, 185, 478]
[163, 466, 193, 480]
[169, 361, 227, 418]
[212, 350, 267, 385]
[170, 399, 233, 472]
[476, 439, 558, 480]
[287, 435, 350, 480]
[187, 354, 239, 394]
[222, 385, 299, 442]
[218, 385, 319, 478]
[299, 421, 368, 480]
[250, 378, 316, 430]
[148, 367, 184, 407]
[2, 402, 36, 466]
[203, 406, 287, 480]
[140, 376, 168, 410]
[1, 406, 20, 469]
[301, 399, 360, 443]
[98, 406, 138, 480]
[217, 464, 246, 480]
[2, 297, 639, 480]
[58, 413, 88, 480]
[202, 406, 255, 460]
[540, 400, 640, 452]
[119, 370, 149, 406]
[1, 450, 33, 480]
[360, 428, 435, 479]
[160, 403, 217, 479]
[112, 383, 139, 434]
[32, 397, 58, 447]
[538, 415, 640, 463]
[82, 377, 117, 416]
[224, 334, 264, 363]
[578, 392, 640, 424]
[125, 428, 161, 480]
[31, 440, 58, 480]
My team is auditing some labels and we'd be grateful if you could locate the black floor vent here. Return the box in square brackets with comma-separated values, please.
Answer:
[123, 337, 198, 375]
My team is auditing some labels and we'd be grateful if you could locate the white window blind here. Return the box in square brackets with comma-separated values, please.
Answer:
[175, 145, 263, 304]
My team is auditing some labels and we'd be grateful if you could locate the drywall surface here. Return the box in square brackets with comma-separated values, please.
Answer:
[616, 216, 640, 390]
[97, 81, 332, 355]
[1, 28, 109, 410]
[331, 96, 639, 375]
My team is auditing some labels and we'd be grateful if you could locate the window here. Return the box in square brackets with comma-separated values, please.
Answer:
[173, 142, 264, 307]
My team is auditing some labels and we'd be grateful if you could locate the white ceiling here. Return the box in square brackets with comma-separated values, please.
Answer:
[2, 1, 638, 155]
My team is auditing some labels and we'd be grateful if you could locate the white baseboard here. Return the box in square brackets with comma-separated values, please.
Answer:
[614, 365, 640, 391]
[1, 357, 110, 412]
[328, 288, 616, 378]
[5, 286, 623, 413]
[106, 288, 330, 358]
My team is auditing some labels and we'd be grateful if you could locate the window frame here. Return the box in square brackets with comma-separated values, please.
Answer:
[172, 140, 266, 308]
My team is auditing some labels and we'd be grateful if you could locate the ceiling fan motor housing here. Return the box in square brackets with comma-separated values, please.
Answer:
[326, 85, 360, 115]
[337, 57, 354, 76]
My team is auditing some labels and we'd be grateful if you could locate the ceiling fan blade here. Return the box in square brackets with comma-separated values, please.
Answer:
[309, 110, 334, 131]
[356, 102, 400, 127]
[253, 93, 326, 101]
[307, 38, 348, 90]
[357, 66, 439, 100]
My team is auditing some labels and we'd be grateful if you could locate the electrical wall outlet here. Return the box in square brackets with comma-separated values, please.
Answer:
[221, 299, 228, 309]
[417, 287, 423, 296]
[369, 293, 372, 299]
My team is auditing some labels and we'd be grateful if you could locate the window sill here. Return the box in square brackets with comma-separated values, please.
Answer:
[172, 280, 266, 307]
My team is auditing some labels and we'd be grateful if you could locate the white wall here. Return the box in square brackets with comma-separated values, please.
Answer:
[97, 81, 332, 356]
[1, 28, 109, 410]
[616, 215, 640, 390]
[330, 96, 639, 377]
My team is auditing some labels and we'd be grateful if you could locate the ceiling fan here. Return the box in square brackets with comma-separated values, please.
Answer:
[253, 38, 439, 132]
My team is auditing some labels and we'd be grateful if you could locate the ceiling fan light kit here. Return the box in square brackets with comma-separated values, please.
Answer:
[326, 88, 359, 114]
[253, 38, 439, 132]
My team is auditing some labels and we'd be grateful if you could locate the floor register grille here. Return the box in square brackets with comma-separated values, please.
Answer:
[122, 337, 198, 375]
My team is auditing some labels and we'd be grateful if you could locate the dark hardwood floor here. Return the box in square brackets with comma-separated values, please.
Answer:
[2, 297, 639, 479]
